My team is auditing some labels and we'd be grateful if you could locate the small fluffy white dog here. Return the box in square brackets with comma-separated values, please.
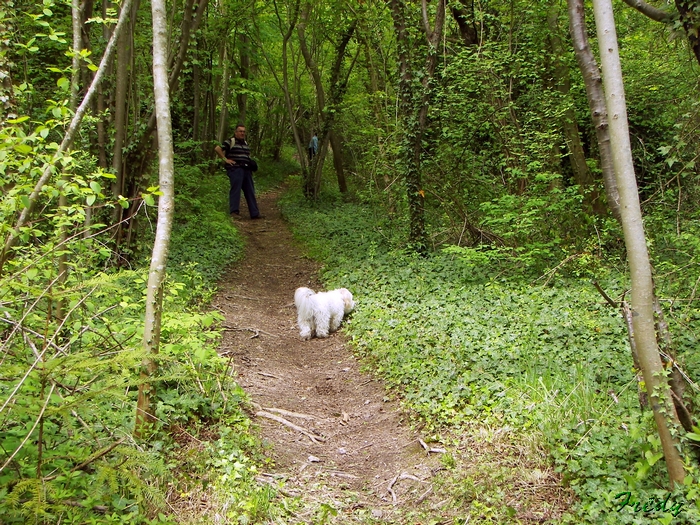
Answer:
[294, 287, 355, 340]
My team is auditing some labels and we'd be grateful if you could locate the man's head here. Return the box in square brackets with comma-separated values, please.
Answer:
[234, 124, 246, 140]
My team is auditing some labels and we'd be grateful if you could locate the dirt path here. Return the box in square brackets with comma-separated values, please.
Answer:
[212, 189, 444, 522]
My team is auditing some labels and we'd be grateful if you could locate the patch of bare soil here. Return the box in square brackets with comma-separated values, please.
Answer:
[212, 189, 444, 522]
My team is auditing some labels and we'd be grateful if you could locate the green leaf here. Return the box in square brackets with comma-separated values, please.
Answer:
[86, 194, 96, 206]
[143, 194, 155, 207]
[90, 181, 102, 193]
[13, 144, 32, 154]
[6, 116, 29, 124]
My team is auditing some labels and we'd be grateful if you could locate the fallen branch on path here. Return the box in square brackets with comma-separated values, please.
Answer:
[257, 371, 283, 380]
[222, 325, 279, 338]
[256, 410, 326, 444]
[263, 407, 317, 420]
[386, 472, 428, 504]
[416, 485, 433, 504]
[418, 438, 447, 454]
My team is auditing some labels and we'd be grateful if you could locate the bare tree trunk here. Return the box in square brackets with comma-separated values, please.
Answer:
[329, 130, 347, 193]
[592, 0, 685, 487]
[193, 57, 201, 142]
[389, 0, 445, 253]
[135, 0, 176, 438]
[297, 4, 355, 195]
[264, 0, 306, 173]
[547, 5, 602, 213]
[237, 33, 250, 123]
[0, 0, 135, 273]
[0, 2, 16, 126]
[56, 0, 85, 320]
[567, 0, 622, 221]
[111, 0, 133, 216]
[217, 44, 230, 142]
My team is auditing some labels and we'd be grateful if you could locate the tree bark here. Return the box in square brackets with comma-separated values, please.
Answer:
[298, 4, 355, 195]
[111, 0, 133, 213]
[217, 44, 231, 142]
[237, 33, 250, 123]
[592, 0, 685, 487]
[621, 0, 671, 22]
[0, 2, 16, 125]
[264, 0, 305, 174]
[547, 4, 602, 213]
[567, 0, 622, 221]
[389, 0, 445, 253]
[135, 0, 176, 438]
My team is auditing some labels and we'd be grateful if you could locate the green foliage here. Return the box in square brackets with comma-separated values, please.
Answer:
[0, 137, 283, 523]
[281, 186, 700, 523]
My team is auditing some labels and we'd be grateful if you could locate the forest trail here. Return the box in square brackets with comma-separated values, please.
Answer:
[212, 188, 445, 522]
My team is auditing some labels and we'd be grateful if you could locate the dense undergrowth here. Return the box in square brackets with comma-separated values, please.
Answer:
[0, 158, 291, 524]
[279, 177, 700, 524]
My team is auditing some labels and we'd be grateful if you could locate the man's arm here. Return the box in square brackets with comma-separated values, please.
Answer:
[214, 144, 235, 165]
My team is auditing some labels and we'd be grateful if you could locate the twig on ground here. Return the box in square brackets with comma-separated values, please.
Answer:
[222, 325, 279, 338]
[386, 474, 399, 503]
[416, 485, 433, 504]
[330, 471, 359, 479]
[351, 442, 374, 454]
[419, 438, 446, 454]
[263, 407, 317, 420]
[256, 410, 325, 444]
[257, 371, 282, 380]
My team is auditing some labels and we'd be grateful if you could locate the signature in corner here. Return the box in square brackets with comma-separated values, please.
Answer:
[614, 491, 684, 518]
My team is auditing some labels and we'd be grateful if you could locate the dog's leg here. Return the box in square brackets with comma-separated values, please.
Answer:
[329, 314, 343, 333]
[298, 314, 313, 340]
[314, 310, 330, 338]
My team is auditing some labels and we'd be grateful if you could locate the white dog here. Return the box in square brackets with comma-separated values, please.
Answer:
[294, 287, 355, 340]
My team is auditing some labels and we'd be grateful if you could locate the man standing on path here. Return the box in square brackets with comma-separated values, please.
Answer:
[214, 124, 263, 220]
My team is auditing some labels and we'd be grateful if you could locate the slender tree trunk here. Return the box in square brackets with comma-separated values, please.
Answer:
[112, 0, 132, 215]
[389, 0, 445, 253]
[237, 33, 250, 123]
[567, 0, 622, 221]
[0, 2, 16, 126]
[547, 5, 602, 213]
[193, 58, 201, 142]
[135, 0, 176, 438]
[265, 0, 305, 174]
[56, 0, 84, 321]
[592, 0, 685, 487]
[329, 130, 347, 193]
[298, 5, 355, 195]
[217, 45, 230, 142]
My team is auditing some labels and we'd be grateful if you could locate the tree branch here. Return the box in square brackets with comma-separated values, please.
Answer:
[620, 0, 672, 23]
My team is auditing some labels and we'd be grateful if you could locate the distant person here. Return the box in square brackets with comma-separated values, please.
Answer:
[308, 132, 318, 161]
[214, 124, 263, 220]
